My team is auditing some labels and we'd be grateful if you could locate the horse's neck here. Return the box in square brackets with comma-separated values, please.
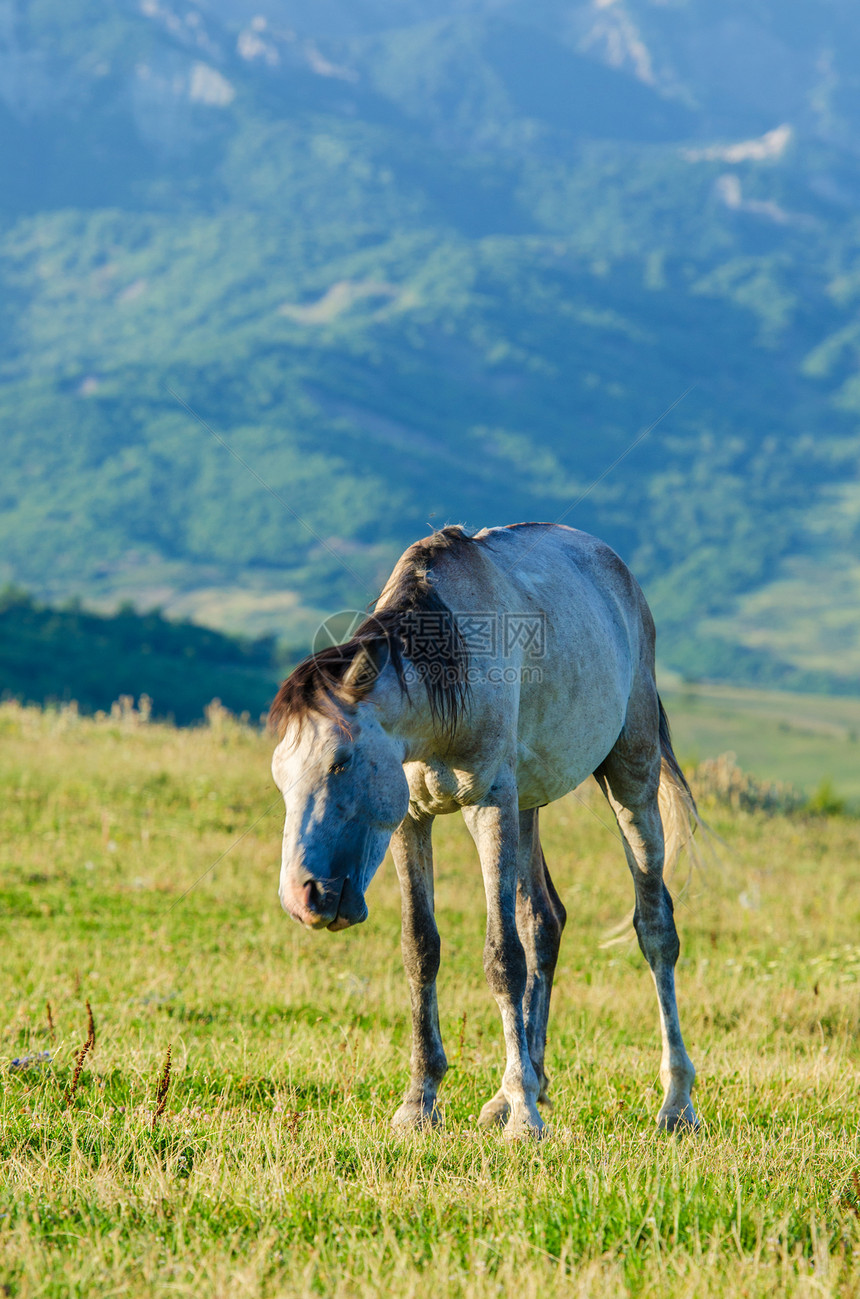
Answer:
[370, 666, 441, 763]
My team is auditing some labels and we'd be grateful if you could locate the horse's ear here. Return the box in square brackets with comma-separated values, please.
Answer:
[341, 639, 386, 697]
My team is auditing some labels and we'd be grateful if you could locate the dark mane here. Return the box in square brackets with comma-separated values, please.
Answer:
[268, 526, 475, 740]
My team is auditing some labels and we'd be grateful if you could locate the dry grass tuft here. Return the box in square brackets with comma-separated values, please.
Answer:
[689, 751, 807, 814]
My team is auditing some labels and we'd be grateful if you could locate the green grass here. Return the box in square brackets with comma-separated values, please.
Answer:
[1, 702, 859, 1297]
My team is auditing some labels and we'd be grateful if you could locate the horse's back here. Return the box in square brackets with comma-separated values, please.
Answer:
[475, 523, 652, 667]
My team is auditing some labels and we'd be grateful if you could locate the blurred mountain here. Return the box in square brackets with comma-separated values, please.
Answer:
[1, 0, 859, 694]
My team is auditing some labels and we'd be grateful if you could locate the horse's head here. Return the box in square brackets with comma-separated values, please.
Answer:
[271, 700, 409, 932]
[270, 583, 467, 932]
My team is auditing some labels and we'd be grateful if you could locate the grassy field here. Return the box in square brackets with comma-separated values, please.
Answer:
[1, 701, 860, 1297]
[660, 677, 860, 811]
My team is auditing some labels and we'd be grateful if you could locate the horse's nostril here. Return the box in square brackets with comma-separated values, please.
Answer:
[281, 875, 343, 926]
[300, 879, 325, 914]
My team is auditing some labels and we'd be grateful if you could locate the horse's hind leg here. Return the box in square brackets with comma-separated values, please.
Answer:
[596, 694, 697, 1132]
[389, 812, 447, 1130]
[533, 837, 567, 1103]
[477, 808, 566, 1128]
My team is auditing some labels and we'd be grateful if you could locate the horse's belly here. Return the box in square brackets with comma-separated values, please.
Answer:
[515, 722, 622, 807]
[514, 663, 629, 808]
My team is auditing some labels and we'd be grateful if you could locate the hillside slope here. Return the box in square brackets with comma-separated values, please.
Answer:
[0, 589, 281, 723]
[1, 1, 859, 686]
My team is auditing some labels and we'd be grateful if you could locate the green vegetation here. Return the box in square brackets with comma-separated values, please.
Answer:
[660, 677, 860, 809]
[1, 706, 859, 1296]
[0, 589, 283, 724]
[1, 2, 859, 690]
[3, 11, 860, 1287]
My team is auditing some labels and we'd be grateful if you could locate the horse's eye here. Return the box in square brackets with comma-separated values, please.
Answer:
[330, 754, 351, 775]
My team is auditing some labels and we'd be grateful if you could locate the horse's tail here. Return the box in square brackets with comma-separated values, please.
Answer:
[657, 695, 703, 883]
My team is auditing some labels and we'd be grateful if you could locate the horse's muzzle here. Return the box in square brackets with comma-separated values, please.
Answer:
[280, 875, 368, 932]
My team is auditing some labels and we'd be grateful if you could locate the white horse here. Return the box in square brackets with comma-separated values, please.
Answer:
[270, 523, 698, 1139]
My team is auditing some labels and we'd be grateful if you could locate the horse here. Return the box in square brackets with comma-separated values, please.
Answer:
[269, 523, 698, 1139]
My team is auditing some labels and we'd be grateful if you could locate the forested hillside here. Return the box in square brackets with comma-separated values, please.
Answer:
[1, 0, 859, 690]
[0, 588, 282, 722]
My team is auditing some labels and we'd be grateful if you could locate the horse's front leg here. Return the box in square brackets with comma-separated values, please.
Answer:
[474, 809, 566, 1128]
[389, 811, 447, 1130]
[463, 786, 544, 1140]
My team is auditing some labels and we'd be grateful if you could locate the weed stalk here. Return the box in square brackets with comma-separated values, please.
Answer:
[152, 1044, 172, 1130]
[65, 1001, 96, 1107]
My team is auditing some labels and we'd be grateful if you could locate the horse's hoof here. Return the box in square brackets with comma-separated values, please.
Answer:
[656, 1102, 698, 1134]
[503, 1106, 545, 1141]
[477, 1093, 510, 1129]
[391, 1101, 440, 1131]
